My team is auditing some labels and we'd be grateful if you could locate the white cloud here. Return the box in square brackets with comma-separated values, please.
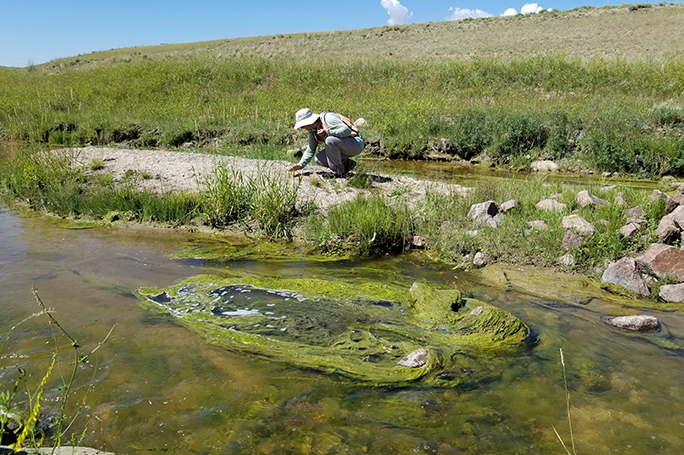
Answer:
[447, 7, 494, 21]
[501, 3, 547, 16]
[380, 0, 413, 25]
[521, 3, 543, 14]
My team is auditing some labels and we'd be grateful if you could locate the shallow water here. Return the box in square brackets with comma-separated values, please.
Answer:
[1, 207, 683, 454]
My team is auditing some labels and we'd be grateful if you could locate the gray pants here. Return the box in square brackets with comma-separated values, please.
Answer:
[314, 136, 363, 175]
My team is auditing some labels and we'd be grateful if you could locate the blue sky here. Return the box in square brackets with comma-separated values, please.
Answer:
[0, 0, 659, 67]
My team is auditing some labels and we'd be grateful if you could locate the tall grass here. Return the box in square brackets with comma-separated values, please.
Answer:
[0, 151, 300, 238]
[1, 54, 684, 176]
[200, 161, 301, 238]
[305, 194, 415, 256]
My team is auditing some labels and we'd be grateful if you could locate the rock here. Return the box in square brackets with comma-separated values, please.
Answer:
[473, 252, 487, 267]
[614, 192, 629, 207]
[468, 200, 502, 228]
[672, 184, 684, 206]
[651, 189, 678, 213]
[465, 230, 479, 236]
[562, 231, 583, 250]
[500, 199, 520, 213]
[620, 222, 641, 240]
[625, 205, 645, 223]
[601, 257, 650, 296]
[557, 253, 575, 266]
[636, 243, 684, 282]
[562, 214, 596, 236]
[602, 315, 660, 332]
[600, 185, 617, 193]
[353, 118, 367, 127]
[659, 283, 684, 303]
[411, 235, 426, 249]
[398, 348, 429, 368]
[536, 198, 566, 212]
[576, 190, 608, 208]
[527, 220, 548, 230]
[530, 160, 559, 172]
[656, 205, 684, 243]
[469, 306, 484, 316]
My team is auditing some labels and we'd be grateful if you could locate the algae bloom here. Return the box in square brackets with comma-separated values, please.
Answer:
[138, 276, 530, 385]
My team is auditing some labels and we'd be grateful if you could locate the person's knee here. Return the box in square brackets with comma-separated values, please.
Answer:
[324, 136, 340, 147]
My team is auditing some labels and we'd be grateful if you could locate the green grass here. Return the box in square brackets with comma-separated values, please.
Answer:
[305, 194, 415, 256]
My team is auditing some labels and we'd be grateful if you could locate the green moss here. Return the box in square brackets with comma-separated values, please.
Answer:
[138, 276, 529, 385]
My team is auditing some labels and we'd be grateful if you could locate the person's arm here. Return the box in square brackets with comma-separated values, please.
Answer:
[292, 131, 318, 169]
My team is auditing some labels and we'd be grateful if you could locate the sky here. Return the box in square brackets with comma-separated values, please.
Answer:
[0, 0, 662, 68]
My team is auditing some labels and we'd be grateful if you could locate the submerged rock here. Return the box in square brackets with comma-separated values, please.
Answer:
[139, 277, 530, 385]
[398, 348, 428, 368]
[602, 315, 660, 332]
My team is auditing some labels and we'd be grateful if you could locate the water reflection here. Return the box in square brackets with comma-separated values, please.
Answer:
[0, 209, 682, 454]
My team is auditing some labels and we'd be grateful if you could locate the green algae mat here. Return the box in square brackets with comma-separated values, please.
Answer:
[138, 275, 530, 385]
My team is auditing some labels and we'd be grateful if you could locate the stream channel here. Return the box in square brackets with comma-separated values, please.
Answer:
[1, 168, 683, 454]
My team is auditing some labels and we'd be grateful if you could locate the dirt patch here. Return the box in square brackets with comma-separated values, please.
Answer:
[70, 146, 471, 213]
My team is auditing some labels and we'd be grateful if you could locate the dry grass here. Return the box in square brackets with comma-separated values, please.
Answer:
[45, 4, 684, 70]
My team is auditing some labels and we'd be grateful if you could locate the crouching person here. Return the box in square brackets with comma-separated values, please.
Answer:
[288, 108, 364, 178]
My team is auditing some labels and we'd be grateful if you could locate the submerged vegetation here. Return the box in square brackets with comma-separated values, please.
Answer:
[0, 289, 112, 451]
[138, 276, 529, 384]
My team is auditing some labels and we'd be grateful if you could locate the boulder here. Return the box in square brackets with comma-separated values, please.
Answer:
[562, 231, 583, 250]
[473, 252, 487, 267]
[527, 220, 548, 231]
[468, 200, 502, 228]
[562, 214, 596, 236]
[601, 257, 650, 296]
[531, 160, 559, 172]
[659, 283, 684, 303]
[500, 199, 520, 213]
[636, 243, 684, 282]
[602, 315, 660, 332]
[671, 184, 684, 206]
[536, 198, 566, 212]
[557, 253, 575, 266]
[651, 189, 678, 213]
[576, 190, 608, 208]
[614, 192, 629, 207]
[619, 222, 641, 240]
[411, 235, 426, 249]
[655, 205, 684, 243]
[398, 348, 428, 368]
[625, 205, 645, 223]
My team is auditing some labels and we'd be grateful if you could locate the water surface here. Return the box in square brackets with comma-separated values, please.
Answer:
[0, 208, 682, 454]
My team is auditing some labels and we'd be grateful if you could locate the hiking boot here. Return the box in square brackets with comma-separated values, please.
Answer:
[343, 159, 357, 174]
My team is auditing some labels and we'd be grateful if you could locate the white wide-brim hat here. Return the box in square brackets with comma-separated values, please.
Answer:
[294, 108, 320, 129]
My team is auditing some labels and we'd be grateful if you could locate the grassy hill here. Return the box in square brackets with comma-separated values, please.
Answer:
[46, 3, 684, 68]
[1, 3, 684, 177]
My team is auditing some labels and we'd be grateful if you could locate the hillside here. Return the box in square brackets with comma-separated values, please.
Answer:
[47, 3, 684, 69]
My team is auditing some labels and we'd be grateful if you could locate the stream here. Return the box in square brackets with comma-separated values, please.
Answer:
[0, 205, 683, 454]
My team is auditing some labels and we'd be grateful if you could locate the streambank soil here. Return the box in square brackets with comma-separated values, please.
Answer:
[70, 146, 471, 214]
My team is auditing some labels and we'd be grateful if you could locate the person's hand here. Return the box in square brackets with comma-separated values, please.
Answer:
[288, 164, 301, 172]
[316, 128, 327, 138]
